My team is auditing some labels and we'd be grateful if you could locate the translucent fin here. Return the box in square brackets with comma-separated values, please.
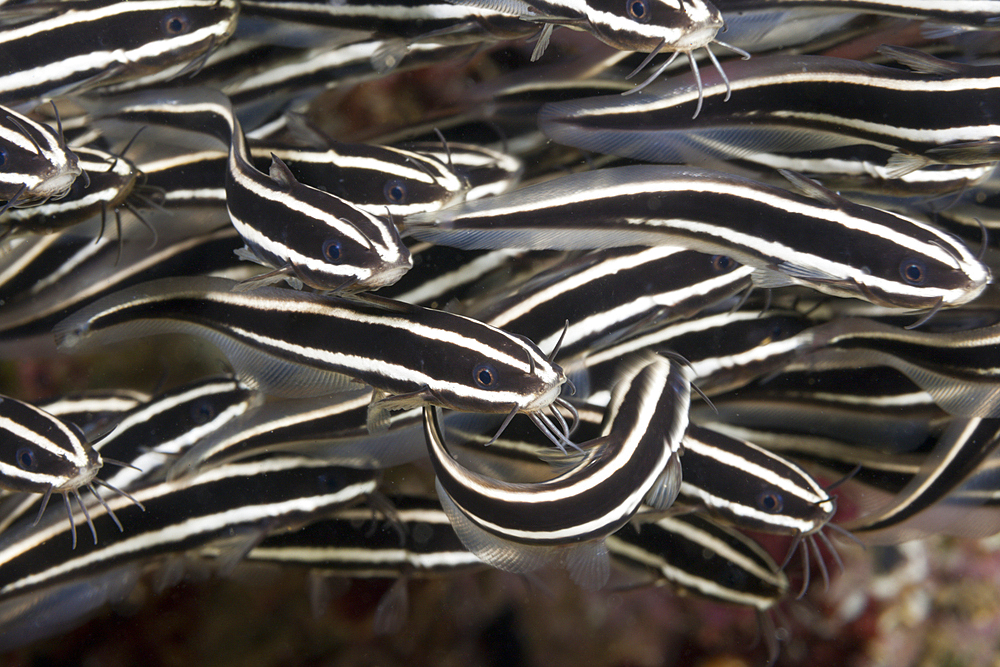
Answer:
[562, 539, 610, 591]
[876, 45, 966, 76]
[530, 24, 554, 62]
[644, 454, 682, 510]
[372, 578, 410, 635]
[307, 571, 332, 619]
[445, 0, 536, 15]
[366, 389, 391, 435]
[778, 169, 840, 207]
[885, 152, 931, 179]
[804, 347, 1000, 419]
[372, 39, 409, 75]
[0, 564, 141, 652]
[749, 268, 797, 289]
[435, 477, 552, 574]
[926, 139, 1000, 166]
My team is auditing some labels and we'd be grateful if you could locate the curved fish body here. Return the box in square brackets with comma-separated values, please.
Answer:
[0, 106, 80, 209]
[405, 165, 991, 309]
[54, 276, 566, 424]
[424, 354, 690, 589]
[100, 89, 412, 292]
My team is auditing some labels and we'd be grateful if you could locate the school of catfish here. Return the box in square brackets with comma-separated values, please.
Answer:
[0, 0, 998, 663]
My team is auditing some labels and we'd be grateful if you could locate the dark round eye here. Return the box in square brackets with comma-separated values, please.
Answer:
[383, 180, 407, 205]
[15, 447, 37, 471]
[473, 363, 498, 389]
[190, 400, 215, 425]
[758, 491, 784, 514]
[627, 0, 650, 22]
[323, 239, 342, 262]
[711, 255, 734, 272]
[900, 258, 926, 285]
[0, 148, 8, 168]
[162, 12, 191, 35]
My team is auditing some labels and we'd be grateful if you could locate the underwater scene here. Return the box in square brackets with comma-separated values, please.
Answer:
[0, 0, 999, 665]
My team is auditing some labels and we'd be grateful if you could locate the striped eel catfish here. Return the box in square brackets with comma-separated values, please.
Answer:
[465, 246, 754, 361]
[568, 309, 817, 402]
[0, 213, 244, 357]
[712, 0, 1000, 28]
[0, 377, 261, 535]
[609, 513, 788, 660]
[0, 457, 378, 615]
[97, 88, 412, 292]
[539, 46, 1000, 178]
[444, 0, 744, 109]
[0, 145, 144, 238]
[135, 139, 467, 219]
[53, 276, 571, 445]
[675, 424, 840, 596]
[0, 0, 240, 106]
[0, 394, 137, 549]
[168, 390, 427, 477]
[403, 165, 990, 311]
[801, 317, 1000, 418]
[33, 388, 150, 440]
[424, 353, 690, 589]
[0, 105, 80, 210]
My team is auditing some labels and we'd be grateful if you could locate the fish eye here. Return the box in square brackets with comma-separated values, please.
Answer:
[162, 12, 191, 35]
[711, 255, 734, 272]
[627, 0, 650, 22]
[15, 447, 37, 471]
[757, 491, 784, 514]
[0, 148, 7, 168]
[473, 363, 498, 389]
[383, 180, 407, 204]
[323, 239, 343, 263]
[190, 400, 215, 425]
[900, 258, 926, 285]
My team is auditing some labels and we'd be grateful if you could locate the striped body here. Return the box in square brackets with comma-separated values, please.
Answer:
[713, 0, 1000, 27]
[0, 395, 100, 495]
[540, 49, 1000, 176]
[0, 0, 240, 105]
[803, 317, 1000, 418]
[244, 496, 486, 577]
[103, 89, 412, 292]
[469, 246, 753, 360]
[425, 354, 690, 588]
[0, 106, 80, 207]
[609, 513, 788, 611]
[404, 165, 990, 309]
[54, 276, 567, 418]
[2, 145, 138, 236]
[0, 457, 377, 600]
